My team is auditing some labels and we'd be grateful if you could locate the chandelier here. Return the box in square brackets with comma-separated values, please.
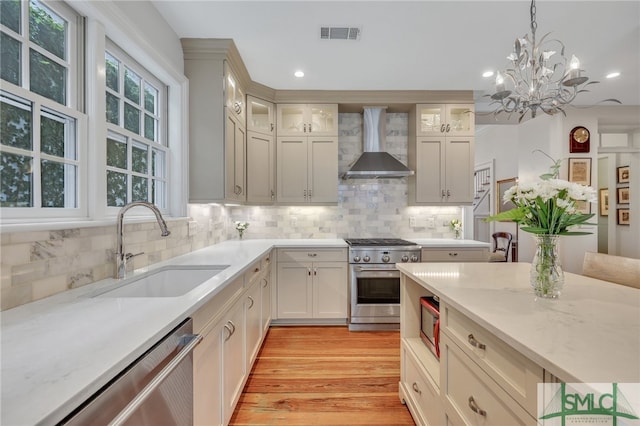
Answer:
[487, 0, 618, 121]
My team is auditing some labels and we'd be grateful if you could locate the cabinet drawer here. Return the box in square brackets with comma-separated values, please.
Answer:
[193, 276, 243, 333]
[261, 251, 273, 271]
[401, 344, 444, 426]
[441, 333, 536, 426]
[278, 248, 347, 263]
[442, 305, 542, 415]
[244, 260, 262, 286]
[422, 248, 488, 262]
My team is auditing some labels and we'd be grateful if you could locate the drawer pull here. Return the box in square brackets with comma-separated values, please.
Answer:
[468, 333, 486, 350]
[449, 252, 458, 257]
[248, 296, 254, 309]
[468, 396, 487, 416]
[308, 253, 317, 257]
[412, 382, 422, 395]
[254, 267, 260, 273]
[262, 278, 268, 288]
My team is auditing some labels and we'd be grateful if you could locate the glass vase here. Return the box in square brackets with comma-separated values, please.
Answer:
[530, 234, 564, 298]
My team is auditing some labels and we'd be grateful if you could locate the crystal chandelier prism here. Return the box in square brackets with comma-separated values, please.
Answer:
[487, 0, 618, 121]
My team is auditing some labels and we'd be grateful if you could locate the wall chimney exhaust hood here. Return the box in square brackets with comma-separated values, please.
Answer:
[342, 107, 414, 179]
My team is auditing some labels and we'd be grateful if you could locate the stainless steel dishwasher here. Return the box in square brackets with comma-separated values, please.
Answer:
[61, 318, 201, 426]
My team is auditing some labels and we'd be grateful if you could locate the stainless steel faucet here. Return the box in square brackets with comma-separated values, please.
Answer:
[116, 201, 171, 279]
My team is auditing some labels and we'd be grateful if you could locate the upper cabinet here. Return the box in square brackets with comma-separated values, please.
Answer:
[225, 71, 246, 124]
[276, 104, 338, 137]
[409, 103, 475, 205]
[182, 39, 249, 203]
[416, 104, 474, 137]
[247, 96, 275, 136]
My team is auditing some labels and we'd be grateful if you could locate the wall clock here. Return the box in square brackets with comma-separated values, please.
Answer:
[569, 126, 590, 153]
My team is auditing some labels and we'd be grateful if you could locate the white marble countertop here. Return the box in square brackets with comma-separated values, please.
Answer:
[411, 238, 490, 248]
[0, 238, 346, 426]
[396, 262, 640, 384]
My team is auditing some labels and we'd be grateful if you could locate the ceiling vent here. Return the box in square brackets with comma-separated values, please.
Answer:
[320, 26, 361, 40]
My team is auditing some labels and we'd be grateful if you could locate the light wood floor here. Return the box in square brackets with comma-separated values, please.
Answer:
[229, 326, 415, 425]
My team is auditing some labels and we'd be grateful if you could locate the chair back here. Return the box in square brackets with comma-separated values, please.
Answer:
[489, 232, 513, 262]
[582, 252, 640, 289]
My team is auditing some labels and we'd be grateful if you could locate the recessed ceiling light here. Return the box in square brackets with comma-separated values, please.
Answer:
[482, 70, 494, 78]
[606, 72, 620, 79]
[294, 70, 305, 78]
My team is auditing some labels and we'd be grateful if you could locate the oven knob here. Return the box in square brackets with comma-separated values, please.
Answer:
[363, 255, 370, 263]
[401, 255, 409, 262]
[382, 255, 390, 263]
[353, 256, 361, 262]
[410, 255, 419, 262]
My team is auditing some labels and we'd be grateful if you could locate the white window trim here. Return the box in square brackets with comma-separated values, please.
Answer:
[1, 0, 189, 228]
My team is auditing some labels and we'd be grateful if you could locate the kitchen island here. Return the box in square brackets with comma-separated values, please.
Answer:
[397, 262, 640, 425]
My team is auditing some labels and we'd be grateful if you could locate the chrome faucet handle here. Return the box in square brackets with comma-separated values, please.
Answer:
[125, 252, 145, 260]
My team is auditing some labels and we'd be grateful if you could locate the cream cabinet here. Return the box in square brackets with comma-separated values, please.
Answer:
[183, 39, 249, 203]
[421, 247, 489, 262]
[225, 70, 245, 125]
[260, 252, 273, 335]
[192, 253, 273, 426]
[246, 96, 276, 203]
[275, 248, 348, 320]
[247, 96, 275, 136]
[416, 104, 474, 137]
[399, 273, 543, 426]
[276, 104, 338, 136]
[410, 136, 474, 205]
[225, 110, 246, 203]
[276, 136, 338, 204]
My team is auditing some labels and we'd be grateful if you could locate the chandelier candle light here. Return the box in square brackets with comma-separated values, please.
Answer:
[487, 0, 619, 121]
[487, 153, 596, 298]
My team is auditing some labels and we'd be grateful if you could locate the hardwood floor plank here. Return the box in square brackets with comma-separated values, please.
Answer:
[229, 326, 415, 425]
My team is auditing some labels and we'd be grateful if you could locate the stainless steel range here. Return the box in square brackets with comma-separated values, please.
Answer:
[345, 238, 421, 330]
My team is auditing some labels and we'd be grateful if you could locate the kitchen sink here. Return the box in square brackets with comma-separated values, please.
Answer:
[95, 265, 230, 298]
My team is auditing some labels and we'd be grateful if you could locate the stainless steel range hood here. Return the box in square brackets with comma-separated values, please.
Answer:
[342, 107, 414, 179]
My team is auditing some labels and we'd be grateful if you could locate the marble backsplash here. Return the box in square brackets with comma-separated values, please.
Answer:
[0, 113, 463, 310]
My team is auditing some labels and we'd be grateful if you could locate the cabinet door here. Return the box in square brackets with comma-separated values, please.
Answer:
[247, 132, 275, 203]
[415, 137, 445, 203]
[277, 137, 308, 203]
[416, 104, 445, 136]
[313, 261, 348, 318]
[308, 137, 338, 203]
[276, 262, 313, 318]
[222, 302, 246, 425]
[225, 112, 246, 202]
[445, 104, 474, 137]
[309, 104, 338, 136]
[444, 137, 474, 204]
[225, 70, 245, 124]
[277, 104, 307, 136]
[247, 96, 274, 135]
[193, 322, 223, 426]
[245, 279, 262, 367]
[260, 271, 271, 334]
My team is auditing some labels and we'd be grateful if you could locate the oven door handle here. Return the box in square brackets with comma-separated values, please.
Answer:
[353, 267, 398, 273]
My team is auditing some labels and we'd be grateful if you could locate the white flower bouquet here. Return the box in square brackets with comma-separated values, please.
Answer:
[235, 221, 249, 239]
[449, 219, 462, 238]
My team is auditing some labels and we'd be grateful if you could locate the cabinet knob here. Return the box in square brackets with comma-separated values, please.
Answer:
[468, 333, 486, 350]
[468, 396, 487, 417]
[412, 382, 422, 395]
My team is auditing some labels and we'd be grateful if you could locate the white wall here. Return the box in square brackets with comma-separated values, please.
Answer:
[475, 106, 640, 272]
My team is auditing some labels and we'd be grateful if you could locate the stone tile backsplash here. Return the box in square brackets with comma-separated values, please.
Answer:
[1, 113, 462, 310]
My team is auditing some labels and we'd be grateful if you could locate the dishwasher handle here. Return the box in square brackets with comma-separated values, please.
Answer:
[107, 333, 202, 426]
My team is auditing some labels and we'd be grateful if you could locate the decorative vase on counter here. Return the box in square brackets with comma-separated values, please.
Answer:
[530, 234, 564, 298]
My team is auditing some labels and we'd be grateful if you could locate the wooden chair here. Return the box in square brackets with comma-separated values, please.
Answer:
[582, 252, 640, 289]
[488, 232, 513, 262]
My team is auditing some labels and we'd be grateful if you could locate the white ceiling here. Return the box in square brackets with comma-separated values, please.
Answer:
[151, 1, 640, 113]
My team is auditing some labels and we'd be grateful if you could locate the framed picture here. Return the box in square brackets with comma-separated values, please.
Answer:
[575, 200, 591, 214]
[617, 166, 630, 183]
[568, 158, 592, 185]
[617, 208, 630, 225]
[617, 187, 630, 204]
[599, 189, 609, 216]
[496, 177, 517, 217]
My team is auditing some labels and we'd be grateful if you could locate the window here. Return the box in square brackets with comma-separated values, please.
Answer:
[0, 0, 84, 215]
[105, 43, 168, 209]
